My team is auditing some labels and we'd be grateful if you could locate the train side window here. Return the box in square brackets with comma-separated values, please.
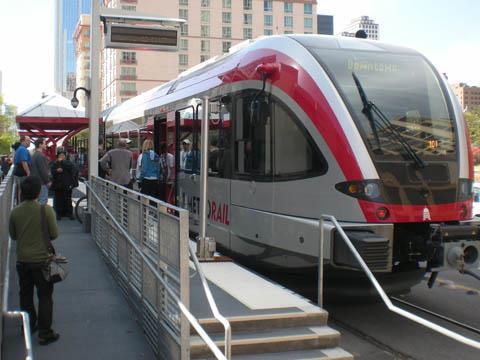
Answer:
[234, 91, 272, 179]
[209, 100, 232, 178]
[273, 100, 327, 179]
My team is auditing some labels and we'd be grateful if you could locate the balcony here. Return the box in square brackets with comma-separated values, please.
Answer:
[120, 75, 137, 80]
[120, 59, 137, 65]
[120, 90, 137, 96]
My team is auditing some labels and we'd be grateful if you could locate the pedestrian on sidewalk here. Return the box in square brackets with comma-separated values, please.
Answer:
[138, 139, 160, 198]
[9, 175, 60, 345]
[99, 138, 133, 188]
[51, 151, 76, 220]
[30, 138, 51, 205]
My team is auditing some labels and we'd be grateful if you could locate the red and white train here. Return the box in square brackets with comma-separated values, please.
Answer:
[105, 35, 480, 291]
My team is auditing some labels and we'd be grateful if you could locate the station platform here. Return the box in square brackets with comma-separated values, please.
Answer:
[1, 183, 352, 359]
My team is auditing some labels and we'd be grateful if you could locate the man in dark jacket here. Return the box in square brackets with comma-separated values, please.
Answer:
[51, 152, 75, 220]
[30, 138, 51, 205]
[9, 176, 60, 345]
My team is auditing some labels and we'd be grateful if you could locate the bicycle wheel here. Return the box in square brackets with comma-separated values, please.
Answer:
[75, 195, 88, 224]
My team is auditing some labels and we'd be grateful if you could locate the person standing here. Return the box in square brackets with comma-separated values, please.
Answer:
[159, 144, 174, 202]
[13, 136, 31, 178]
[51, 152, 75, 220]
[138, 139, 160, 198]
[9, 176, 60, 345]
[30, 138, 51, 205]
[179, 139, 191, 170]
[99, 139, 133, 188]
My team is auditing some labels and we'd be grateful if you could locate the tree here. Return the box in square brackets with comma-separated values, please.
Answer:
[466, 107, 480, 146]
[0, 95, 17, 154]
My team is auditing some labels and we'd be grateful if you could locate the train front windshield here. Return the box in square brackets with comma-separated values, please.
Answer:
[312, 49, 456, 161]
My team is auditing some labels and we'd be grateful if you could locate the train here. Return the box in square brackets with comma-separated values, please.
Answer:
[104, 34, 480, 293]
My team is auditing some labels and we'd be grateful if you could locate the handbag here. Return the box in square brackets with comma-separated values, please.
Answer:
[40, 205, 68, 283]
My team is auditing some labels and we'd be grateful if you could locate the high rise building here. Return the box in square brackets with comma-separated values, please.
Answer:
[452, 83, 480, 111]
[340, 15, 379, 40]
[317, 15, 333, 35]
[55, 0, 91, 98]
[74, 14, 91, 107]
[101, 0, 317, 109]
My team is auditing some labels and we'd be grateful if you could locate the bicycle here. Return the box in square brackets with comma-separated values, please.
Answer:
[74, 177, 88, 223]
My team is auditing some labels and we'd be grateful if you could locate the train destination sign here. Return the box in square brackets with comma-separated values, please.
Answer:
[105, 24, 179, 51]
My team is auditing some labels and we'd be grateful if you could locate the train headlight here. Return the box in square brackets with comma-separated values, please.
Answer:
[364, 183, 380, 198]
[335, 180, 384, 202]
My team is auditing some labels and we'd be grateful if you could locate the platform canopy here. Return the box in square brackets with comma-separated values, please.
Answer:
[16, 94, 89, 154]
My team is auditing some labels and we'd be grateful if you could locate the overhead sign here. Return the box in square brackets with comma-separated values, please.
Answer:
[105, 24, 179, 51]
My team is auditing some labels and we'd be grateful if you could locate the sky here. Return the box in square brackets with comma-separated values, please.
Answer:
[0, 0, 479, 111]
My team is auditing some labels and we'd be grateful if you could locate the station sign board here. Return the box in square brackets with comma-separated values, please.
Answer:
[105, 23, 179, 51]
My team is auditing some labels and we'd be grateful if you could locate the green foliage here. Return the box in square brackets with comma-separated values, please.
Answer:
[0, 95, 17, 155]
[466, 107, 480, 146]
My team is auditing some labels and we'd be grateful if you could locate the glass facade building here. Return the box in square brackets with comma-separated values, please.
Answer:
[55, 0, 91, 96]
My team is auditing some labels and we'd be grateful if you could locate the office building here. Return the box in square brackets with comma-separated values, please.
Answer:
[340, 15, 379, 40]
[101, 0, 317, 109]
[452, 83, 480, 111]
[74, 14, 91, 107]
[317, 14, 333, 35]
[55, 0, 91, 98]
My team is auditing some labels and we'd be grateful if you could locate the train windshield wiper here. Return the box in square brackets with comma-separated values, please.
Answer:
[352, 72, 426, 169]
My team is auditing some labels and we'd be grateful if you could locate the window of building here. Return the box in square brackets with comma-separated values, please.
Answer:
[200, 55, 210, 62]
[304, 3, 312, 14]
[179, 8, 188, 20]
[243, 0, 252, 10]
[264, 15, 273, 27]
[243, 28, 252, 39]
[179, 54, 188, 66]
[201, 10, 210, 23]
[264, 0, 272, 12]
[121, 82, 136, 92]
[284, 2, 293, 13]
[222, 41, 231, 53]
[121, 51, 136, 64]
[222, 26, 232, 38]
[222, 12, 231, 23]
[121, 67, 136, 79]
[201, 25, 210, 37]
[304, 17, 313, 28]
[180, 23, 188, 36]
[180, 38, 188, 51]
[201, 39, 210, 52]
[264, 28, 273, 35]
[284, 16, 293, 28]
[201, 0, 210, 7]
[222, 0, 231, 8]
[284, 30, 293, 34]
[244, 14, 252, 25]
[121, 5, 136, 11]
[179, 0, 188, 5]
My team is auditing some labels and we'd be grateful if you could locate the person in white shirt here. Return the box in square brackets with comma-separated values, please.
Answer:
[179, 139, 191, 170]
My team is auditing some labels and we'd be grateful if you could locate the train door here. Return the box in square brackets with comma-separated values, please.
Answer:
[230, 90, 275, 257]
[154, 114, 177, 204]
[175, 100, 232, 251]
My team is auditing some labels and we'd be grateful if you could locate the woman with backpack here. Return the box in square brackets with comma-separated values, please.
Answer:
[137, 139, 160, 199]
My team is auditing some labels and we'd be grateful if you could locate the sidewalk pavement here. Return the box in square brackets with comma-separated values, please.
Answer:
[2, 217, 155, 360]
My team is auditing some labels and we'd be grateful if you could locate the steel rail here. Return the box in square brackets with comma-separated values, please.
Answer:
[391, 296, 480, 336]
[85, 180, 227, 360]
[1, 174, 34, 360]
[189, 242, 232, 359]
[320, 214, 480, 350]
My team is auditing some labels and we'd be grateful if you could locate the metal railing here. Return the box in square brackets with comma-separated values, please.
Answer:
[1, 172, 33, 360]
[319, 214, 480, 350]
[87, 176, 229, 359]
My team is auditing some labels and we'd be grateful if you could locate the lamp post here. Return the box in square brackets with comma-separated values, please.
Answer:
[70, 87, 91, 109]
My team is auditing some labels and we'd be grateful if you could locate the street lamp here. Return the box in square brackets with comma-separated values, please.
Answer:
[71, 87, 91, 108]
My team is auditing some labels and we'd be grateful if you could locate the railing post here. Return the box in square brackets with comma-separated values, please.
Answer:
[318, 217, 324, 308]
